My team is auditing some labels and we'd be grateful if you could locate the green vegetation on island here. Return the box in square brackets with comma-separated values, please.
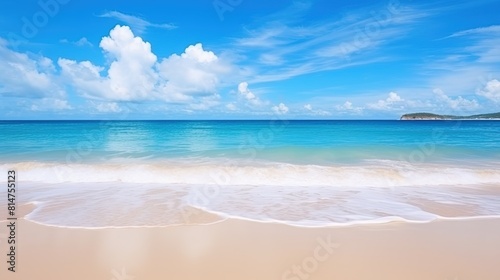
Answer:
[400, 112, 500, 120]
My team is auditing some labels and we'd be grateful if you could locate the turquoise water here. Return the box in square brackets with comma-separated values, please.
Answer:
[1, 120, 499, 164]
[1, 120, 500, 227]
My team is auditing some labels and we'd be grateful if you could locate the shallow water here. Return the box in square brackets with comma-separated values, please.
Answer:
[1, 120, 499, 227]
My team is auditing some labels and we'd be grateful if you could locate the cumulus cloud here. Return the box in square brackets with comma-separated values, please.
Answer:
[99, 11, 176, 34]
[341, 101, 353, 110]
[433, 88, 479, 110]
[272, 103, 289, 114]
[304, 104, 331, 116]
[0, 39, 64, 98]
[387, 92, 403, 102]
[100, 25, 158, 100]
[336, 101, 364, 113]
[158, 43, 230, 102]
[476, 79, 500, 103]
[59, 25, 157, 101]
[237, 82, 265, 106]
[181, 44, 218, 62]
[368, 92, 405, 110]
[60, 25, 230, 107]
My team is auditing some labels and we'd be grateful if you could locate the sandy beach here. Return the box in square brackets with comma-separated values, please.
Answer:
[1, 211, 500, 280]
[2, 0, 500, 276]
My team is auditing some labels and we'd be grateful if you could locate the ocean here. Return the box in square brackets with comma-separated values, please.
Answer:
[1, 120, 500, 228]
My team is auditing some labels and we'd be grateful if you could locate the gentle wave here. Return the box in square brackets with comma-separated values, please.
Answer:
[1, 160, 500, 187]
[2, 160, 499, 228]
[1, 181, 499, 228]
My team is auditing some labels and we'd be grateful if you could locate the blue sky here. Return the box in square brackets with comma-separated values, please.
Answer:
[0, 0, 499, 119]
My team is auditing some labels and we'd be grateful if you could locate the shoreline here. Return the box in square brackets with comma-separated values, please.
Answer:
[3, 182, 500, 229]
[10, 200, 500, 229]
[13, 207, 500, 229]
[18, 211, 500, 230]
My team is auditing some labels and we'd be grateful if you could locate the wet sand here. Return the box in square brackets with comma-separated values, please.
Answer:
[1, 214, 499, 280]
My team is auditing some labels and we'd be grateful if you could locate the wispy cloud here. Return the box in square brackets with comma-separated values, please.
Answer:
[450, 26, 500, 64]
[60, 37, 93, 47]
[99, 11, 177, 34]
[445, 25, 500, 38]
[402, 19, 500, 114]
[232, 2, 429, 83]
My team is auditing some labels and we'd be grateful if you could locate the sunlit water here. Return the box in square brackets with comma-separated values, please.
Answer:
[1, 120, 499, 227]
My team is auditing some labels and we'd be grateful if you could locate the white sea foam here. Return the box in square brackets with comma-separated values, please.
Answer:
[0, 180, 497, 228]
[1, 160, 500, 187]
[1, 160, 499, 228]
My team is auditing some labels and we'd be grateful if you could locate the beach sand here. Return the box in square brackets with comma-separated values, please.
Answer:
[1, 208, 500, 280]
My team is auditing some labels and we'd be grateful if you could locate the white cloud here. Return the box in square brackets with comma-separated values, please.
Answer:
[259, 53, 284, 65]
[234, 3, 429, 83]
[430, 26, 500, 87]
[336, 101, 364, 114]
[433, 88, 479, 111]
[445, 25, 500, 39]
[61, 37, 93, 47]
[476, 79, 500, 103]
[158, 43, 230, 102]
[236, 82, 265, 106]
[60, 25, 157, 101]
[304, 103, 331, 116]
[75, 37, 93, 47]
[341, 101, 354, 110]
[100, 26, 158, 100]
[367, 92, 405, 110]
[237, 82, 254, 99]
[60, 25, 231, 107]
[58, 59, 107, 97]
[0, 40, 64, 99]
[99, 11, 176, 34]
[188, 94, 221, 111]
[236, 26, 288, 48]
[30, 98, 72, 111]
[387, 92, 403, 102]
[93, 102, 122, 113]
[226, 103, 237, 111]
[272, 103, 289, 115]
[181, 43, 218, 62]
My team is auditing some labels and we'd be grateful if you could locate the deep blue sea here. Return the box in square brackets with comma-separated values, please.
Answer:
[1, 120, 499, 227]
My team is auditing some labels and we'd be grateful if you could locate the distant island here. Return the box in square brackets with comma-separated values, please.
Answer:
[400, 112, 500, 120]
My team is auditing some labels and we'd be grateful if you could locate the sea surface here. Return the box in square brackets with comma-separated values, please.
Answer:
[1, 120, 500, 228]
